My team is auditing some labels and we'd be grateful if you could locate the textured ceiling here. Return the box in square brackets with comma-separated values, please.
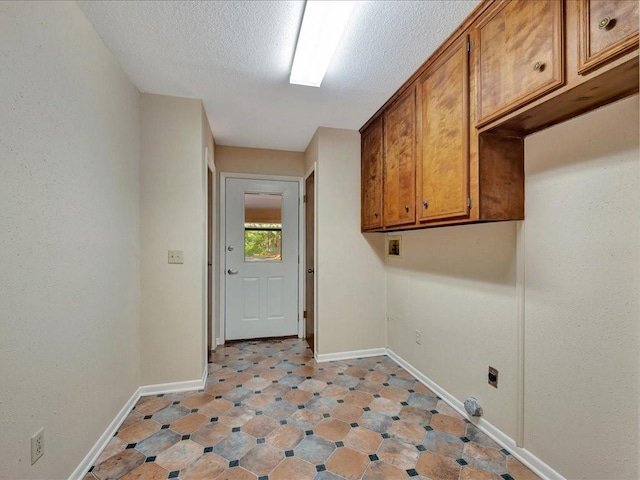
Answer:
[77, 0, 480, 152]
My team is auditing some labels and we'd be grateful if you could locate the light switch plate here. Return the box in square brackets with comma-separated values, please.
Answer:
[168, 250, 184, 264]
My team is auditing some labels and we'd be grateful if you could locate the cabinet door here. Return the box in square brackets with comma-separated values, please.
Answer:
[578, 0, 639, 74]
[383, 87, 416, 228]
[476, 0, 564, 127]
[417, 36, 470, 223]
[361, 119, 383, 231]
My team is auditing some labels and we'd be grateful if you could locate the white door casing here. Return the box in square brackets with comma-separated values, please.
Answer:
[224, 177, 299, 340]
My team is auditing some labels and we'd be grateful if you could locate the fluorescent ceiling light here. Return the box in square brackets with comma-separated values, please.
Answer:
[290, 0, 356, 87]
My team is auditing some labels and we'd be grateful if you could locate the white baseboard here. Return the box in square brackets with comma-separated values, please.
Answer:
[315, 347, 387, 363]
[68, 388, 139, 480]
[386, 349, 565, 480]
[138, 367, 208, 396]
[69, 367, 208, 480]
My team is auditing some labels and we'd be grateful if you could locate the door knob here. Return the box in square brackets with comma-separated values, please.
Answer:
[227, 269, 238, 275]
[307, 268, 314, 274]
[227, 246, 234, 252]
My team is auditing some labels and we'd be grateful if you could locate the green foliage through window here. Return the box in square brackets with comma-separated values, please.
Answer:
[244, 223, 282, 261]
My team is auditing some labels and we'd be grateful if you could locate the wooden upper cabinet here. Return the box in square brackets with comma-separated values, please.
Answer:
[476, 0, 564, 127]
[383, 87, 416, 228]
[416, 35, 470, 223]
[578, 0, 639, 75]
[361, 118, 383, 231]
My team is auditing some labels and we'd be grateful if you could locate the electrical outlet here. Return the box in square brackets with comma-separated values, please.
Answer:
[415, 329, 421, 345]
[168, 250, 184, 264]
[31, 428, 44, 465]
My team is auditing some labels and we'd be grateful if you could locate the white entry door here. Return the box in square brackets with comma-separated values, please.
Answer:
[225, 177, 299, 340]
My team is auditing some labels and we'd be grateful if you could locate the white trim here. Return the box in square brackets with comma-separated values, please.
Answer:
[315, 347, 386, 363]
[68, 389, 139, 480]
[69, 367, 207, 480]
[303, 164, 316, 346]
[219, 173, 304, 344]
[303, 163, 318, 354]
[209, 161, 217, 352]
[297, 175, 304, 339]
[219, 174, 227, 344]
[515, 221, 525, 447]
[386, 349, 565, 480]
[202, 147, 209, 379]
[138, 366, 208, 397]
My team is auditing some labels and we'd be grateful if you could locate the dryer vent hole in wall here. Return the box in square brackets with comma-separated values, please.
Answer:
[488, 366, 498, 388]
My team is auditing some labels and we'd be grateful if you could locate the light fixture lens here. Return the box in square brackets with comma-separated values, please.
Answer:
[290, 1, 356, 87]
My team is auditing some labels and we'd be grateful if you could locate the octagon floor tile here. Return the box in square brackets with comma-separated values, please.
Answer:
[211, 431, 256, 461]
[239, 444, 284, 476]
[270, 457, 316, 480]
[343, 427, 382, 454]
[415, 451, 461, 480]
[170, 413, 208, 434]
[154, 439, 203, 471]
[326, 446, 369, 480]
[315, 418, 351, 442]
[377, 438, 419, 470]
[120, 462, 167, 480]
[135, 429, 182, 457]
[293, 435, 336, 464]
[89, 338, 540, 480]
[362, 460, 409, 480]
[93, 450, 145, 480]
[266, 424, 305, 450]
[241, 415, 280, 438]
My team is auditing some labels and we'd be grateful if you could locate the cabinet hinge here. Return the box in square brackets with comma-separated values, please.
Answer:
[303, 194, 307, 203]
[468, 197, 473, 210]
[303, 310, 307, 319]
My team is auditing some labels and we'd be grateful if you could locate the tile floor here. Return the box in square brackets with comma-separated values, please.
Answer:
[86, 338, 539, 480]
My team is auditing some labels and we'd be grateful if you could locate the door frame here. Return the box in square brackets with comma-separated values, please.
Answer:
[304, 163, 318, 356]
[219, 172, 304, 344]
[204, 147, 215, 367]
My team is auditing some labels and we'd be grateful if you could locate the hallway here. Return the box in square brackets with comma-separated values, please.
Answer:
[87, 338, 538, 480]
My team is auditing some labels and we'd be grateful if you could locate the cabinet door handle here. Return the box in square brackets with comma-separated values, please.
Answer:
[533, 61, 544, 71]
[598, 16, 612, 30]
[404, 205, 410, 212]
[422, 200, 429, 209]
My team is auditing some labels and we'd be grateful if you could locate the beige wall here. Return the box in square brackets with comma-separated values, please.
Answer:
[140, 94, 206, 385]
[523, 95, 639, 479]
[312, 128, 386, 354]
[0, 2, 141, 478]
[305, 132, 318, 173]
[215, 145, 305, 177]
[385, 222, 520, 438]
[385, 95, 639, 478]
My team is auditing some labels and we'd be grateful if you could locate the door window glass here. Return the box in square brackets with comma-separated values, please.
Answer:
[244, 193, 282, 262]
